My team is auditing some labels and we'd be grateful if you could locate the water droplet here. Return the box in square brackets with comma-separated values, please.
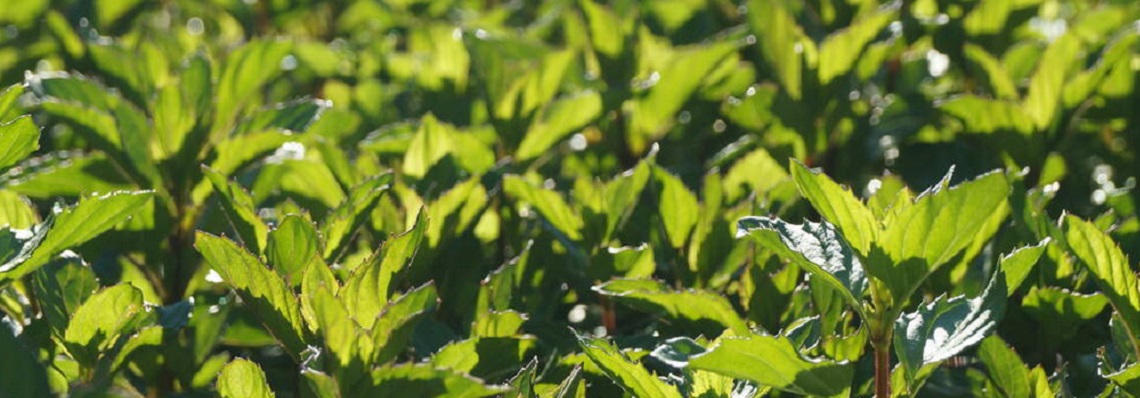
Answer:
[187, 17, 205, 36]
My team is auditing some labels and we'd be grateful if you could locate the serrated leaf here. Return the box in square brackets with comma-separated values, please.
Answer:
[357, 363, 506, 397]
[737, 217, 868, 320]
[576, 335, 682, 398]
[1062, 215, 1140, 358]
[218, 358, 274, 398]
[0, 116, 39, 172]
[63, 284, 145, 366]
[342, 209, 426, 329]
[432, 337, 537, 382]
[504, 175, 582, 241]
[655, 168, 698, 249]
[594, 279, 750, 335]
[686, 334, 853, 397]
[471, 310, 527, 338]
[267, 215, 323, 287]
[371, 284, 438, 364]
[0, 191, 153, 282]
[195, 232, 308, 359]
[322, 173, 394, 261]
[1000, 239, 1050, 296]
[790, 160, 878, 256]
[203, 166, 269, 254]
[876, 170, 1010, 301]
[893, 271, 1007, 389]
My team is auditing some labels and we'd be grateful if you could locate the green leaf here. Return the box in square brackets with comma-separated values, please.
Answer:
[320, 173, 393, 261]
[516, 91, 602, 161]
[0, 190, 38, 229]
[876, 169, 1010, 301]
[471, 310, 527, 338]
[1023, 34, 1080, 131]
[790, 160, 878, 256]
[686, 333, 853, 397]
[576, 335, 682, 398]
[539, 365, 584, 398]
[0, 116, 39, 172]
[594, 279, 750, 335]
[1062, 215, 1140, 358]
[940, 96, 1033, 135]
[63, 284, 146, 366]
[0, 316, 51, 397]
[342, 209, 426, 329]
[205, 167, 270, 255]
[504, 175, 583, 241]
[737, 217, 868, 320]
[370, 284, 439, 364]
[31, 255, 97, 339]
[1000, 239, 1050, 296]
[267, 215, 323, 287]
[746, 0, 810, 99]
[432, 337, 537, 381]
[655, 168, 698, 249]
[403, 114, 454, 178]
[195, 232, 308, 359]
[963, 44, 1019, 100]
[603, 161, 651, 243]
[630, 41, 738, 142]
[977, 335, 1030, 398]
[893, 271, 1007, 389]
[311, 284, 371, 385]
[818, 9, 895, 84]
[0, 191, 153, 282]
[357, 363, 506, 397]
[1022, 286, 1108, 343]
[579, 0, 624, 57]
[213, 40, 292, 139]
[218, 358, 274, 398]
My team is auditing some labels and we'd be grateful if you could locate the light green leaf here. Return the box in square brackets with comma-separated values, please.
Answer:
[1062, 215, 1140, 358]
[964, 44, 1019, 100]
[655, 168, 698, 249]
[577, 335, 683, 398]
[630, 41, 738, 142]
[1022, 286, 1108, 342]
[0, 191, 153, 282]
[790, 160, 878, 256]
[0, 116, 39, 172]
[893, 271, 1007, 389]
[342, 209, 426, 329]
[687, 333, 853, 397]
[320, 173, 394, 261]
[0, 190, 38, 229]
[31, 255, 97, 338]
[818, 9, 895, 84]
[213, 40, 292, 139]
[432, 337, 537, 381]
[876, 169, 1009, 301]
[746, 0, 809, 99]
[723, 148, 788, 203]
[218, 358, 274, 398]
[1023, 34, 1080, 131]
[603, 161, 651, 243]
[1000, 239, 1050, 296]
[579, 0, 624, 57]
[312, 285, 371, 383]
[267, 215, 323, 287]
[370, 284, 438, 364]
[504, 175, 583, 241]
[594, 279, 750, 335]
[517, 91, 602, 161]
[977, 335, 1030, 398]
[63, 284, 145, 365]
[737, 217, 868, 320]
[195, 232, 308, 359]
[203, 166, 269, 254]
[403, 114, 454, 178]
[358, 363, 506, 397]
[0, 84, 25, 120]
[471, 310, 527, 338]
[940, 96, 1034, 135]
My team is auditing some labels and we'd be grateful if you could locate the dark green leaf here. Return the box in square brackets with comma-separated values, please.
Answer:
[594, 279, 750, 336]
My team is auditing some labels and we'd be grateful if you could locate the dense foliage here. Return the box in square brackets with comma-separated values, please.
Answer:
[1, 0, 1139, 396]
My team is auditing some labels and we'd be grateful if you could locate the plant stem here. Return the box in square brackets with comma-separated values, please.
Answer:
[873, 327, 893, 398]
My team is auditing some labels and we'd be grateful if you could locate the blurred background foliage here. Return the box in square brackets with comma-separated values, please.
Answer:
[1, 0, 1139, 396]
